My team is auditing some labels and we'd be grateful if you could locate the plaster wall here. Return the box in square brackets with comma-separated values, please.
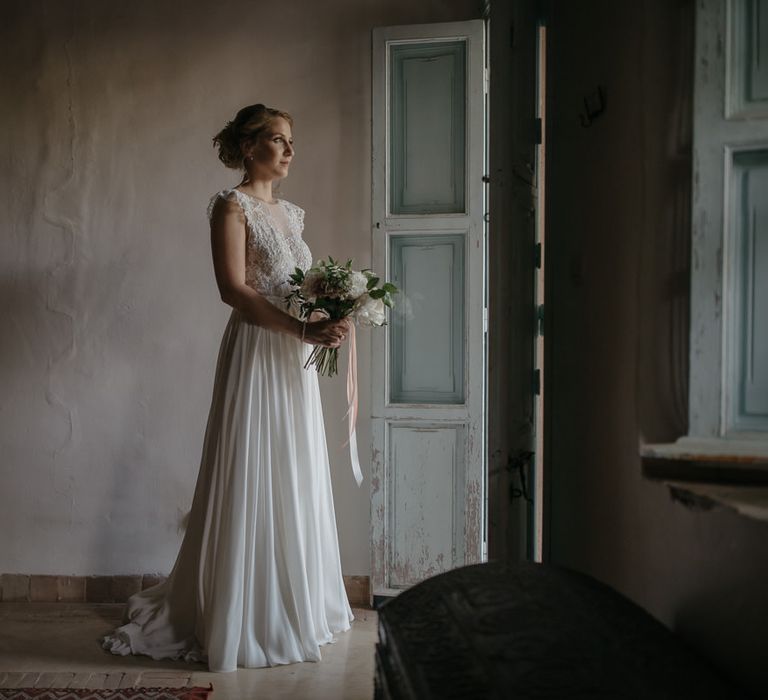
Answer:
[0, 0, 479, 577]
[545, 0, 768, 692]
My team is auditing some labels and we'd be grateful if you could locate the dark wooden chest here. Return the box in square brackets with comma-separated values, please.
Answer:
[374, 561, 747, 700]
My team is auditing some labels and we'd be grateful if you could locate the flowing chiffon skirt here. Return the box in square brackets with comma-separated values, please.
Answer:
[102, 308, 354, 672]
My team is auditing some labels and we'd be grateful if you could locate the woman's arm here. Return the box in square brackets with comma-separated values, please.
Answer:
[209, 197, 347, 347]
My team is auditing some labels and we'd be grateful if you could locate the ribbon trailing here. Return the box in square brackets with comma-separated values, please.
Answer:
[344, 322, 363, 486]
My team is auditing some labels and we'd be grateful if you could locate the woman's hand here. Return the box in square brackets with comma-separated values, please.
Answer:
[303, 318, 350, 348]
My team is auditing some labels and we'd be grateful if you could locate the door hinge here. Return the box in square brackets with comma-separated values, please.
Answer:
[534, 242, 542, 268]
[533, 368, 541, 396]
[483, 306, 488, 334]
[484, 66, 489, 95]
[536, 304, 545, 335]
[534, 117, 543, 145]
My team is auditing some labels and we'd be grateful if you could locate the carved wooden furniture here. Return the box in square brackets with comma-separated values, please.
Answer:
[374, 561, 746, 699]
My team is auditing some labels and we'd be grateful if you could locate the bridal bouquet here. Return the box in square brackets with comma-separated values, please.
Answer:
[285, 256, 398, 376]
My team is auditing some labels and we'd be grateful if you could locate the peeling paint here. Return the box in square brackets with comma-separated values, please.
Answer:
[464, 478, 482, 562]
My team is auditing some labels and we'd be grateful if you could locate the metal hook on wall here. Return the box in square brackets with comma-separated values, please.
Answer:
[580, 85, 607, 127]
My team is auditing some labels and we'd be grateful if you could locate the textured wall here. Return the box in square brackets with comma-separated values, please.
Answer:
[0, 0, 479, 577]
[545, 0, 768, 692]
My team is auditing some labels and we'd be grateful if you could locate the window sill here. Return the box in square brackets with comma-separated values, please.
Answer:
[641, 437, 768, 483]
[641, 437, 768, 523]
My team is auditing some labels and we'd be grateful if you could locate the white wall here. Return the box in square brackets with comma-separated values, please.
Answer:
[0, 0, 479, 576]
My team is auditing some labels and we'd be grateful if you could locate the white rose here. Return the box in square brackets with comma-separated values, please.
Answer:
[353, 294, 386, 326]
[348, 271, 369, 299]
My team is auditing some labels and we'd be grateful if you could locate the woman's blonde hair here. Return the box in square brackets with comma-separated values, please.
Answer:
[212, 104, 293, 169]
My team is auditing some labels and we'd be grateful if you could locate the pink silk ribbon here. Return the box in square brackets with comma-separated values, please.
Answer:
[344, 323, 363, 486]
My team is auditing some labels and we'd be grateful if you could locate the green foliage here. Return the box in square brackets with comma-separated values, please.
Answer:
[284, 255, 400, 376]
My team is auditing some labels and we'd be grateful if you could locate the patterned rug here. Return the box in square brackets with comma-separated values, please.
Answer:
[0, 688, 212, 700]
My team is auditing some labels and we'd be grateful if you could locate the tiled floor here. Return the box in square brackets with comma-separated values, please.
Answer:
[0, 603, 377, 699]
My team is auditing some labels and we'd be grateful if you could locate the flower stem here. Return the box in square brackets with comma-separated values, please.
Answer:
[303, 345, 340, 377]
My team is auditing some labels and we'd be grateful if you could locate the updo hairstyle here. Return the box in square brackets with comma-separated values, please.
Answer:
[212, 104, 293, 170]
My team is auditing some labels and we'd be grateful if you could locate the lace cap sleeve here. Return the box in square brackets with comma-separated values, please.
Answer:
[206, 189, 251, 222]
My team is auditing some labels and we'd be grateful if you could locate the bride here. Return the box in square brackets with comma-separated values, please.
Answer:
[101, 104, 355, 672]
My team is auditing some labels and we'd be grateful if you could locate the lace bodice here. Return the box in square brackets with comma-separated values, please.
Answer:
[207, 189, 313, 301]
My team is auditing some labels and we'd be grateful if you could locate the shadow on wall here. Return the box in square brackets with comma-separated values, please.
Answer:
[674, 578, 768, 693]
[635, 0, 693, 445]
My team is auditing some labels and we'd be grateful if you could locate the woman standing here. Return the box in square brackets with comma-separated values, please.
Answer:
[102, 104, 354, 672]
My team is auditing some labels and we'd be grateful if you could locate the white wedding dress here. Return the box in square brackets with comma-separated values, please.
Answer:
[101, 189, 354, 672]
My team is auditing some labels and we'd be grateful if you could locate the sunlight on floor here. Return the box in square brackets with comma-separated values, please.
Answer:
[0, 603, 377, 700]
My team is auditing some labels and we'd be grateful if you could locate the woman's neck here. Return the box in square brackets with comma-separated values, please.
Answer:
[237, 177, 275, 203]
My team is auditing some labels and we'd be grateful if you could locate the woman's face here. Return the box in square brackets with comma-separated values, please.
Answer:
[246, 117, 294, 181]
